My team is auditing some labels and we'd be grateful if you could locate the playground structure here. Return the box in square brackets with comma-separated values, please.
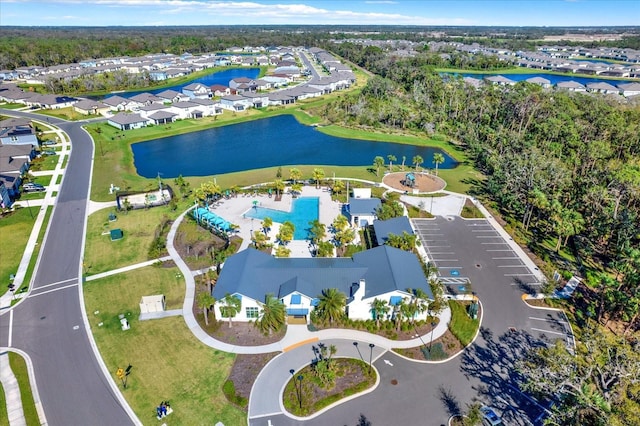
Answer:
[193, 207, 234, 234]
[403, 172, 416, 188]
[383, 171, 446, 193]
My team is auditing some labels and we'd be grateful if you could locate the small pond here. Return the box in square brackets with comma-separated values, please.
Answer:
[132, 115, 458, 178]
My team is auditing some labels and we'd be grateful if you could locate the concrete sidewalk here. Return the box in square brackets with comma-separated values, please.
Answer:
[0, 351, 27, 426]
[85, 256, 172, 282]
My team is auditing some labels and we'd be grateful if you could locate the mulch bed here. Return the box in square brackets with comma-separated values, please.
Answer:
[228, 352, 280, 406]
[312, 320, 439, 341]
[383, 171, 446, 193]
[393, 328, 463, 360]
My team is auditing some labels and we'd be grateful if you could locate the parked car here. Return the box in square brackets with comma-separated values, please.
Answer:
[480, 406, 504, 426]
[41, 150, 56, 156]
[23, 183, 45, 192]
[42, 140, 57, 146]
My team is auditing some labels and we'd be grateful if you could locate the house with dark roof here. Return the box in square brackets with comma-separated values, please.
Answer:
[209, 84, 231, 97]
[73, 99, 110, 116]
[147, 110, 177, 125]
[107, 112, 148, 130]
[156, 89, 190, 103]
[373, 217, 414, 246]
[212, 245, 433, 324]
[0, 118, 38, 147]
[103, 95, 139, 112]
[0, 144, 35, 207]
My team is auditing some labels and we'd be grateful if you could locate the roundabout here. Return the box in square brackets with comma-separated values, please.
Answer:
[382, 171, 446, 193]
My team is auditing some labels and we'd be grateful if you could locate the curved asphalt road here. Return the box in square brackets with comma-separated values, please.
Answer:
[0, 110, 135, 425]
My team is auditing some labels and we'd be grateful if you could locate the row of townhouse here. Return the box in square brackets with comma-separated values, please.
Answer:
[463, 75, 640, 97]
[0, 86, 78, 109]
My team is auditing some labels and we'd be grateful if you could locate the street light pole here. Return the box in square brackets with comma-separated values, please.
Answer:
[297, 375, 303, 409]
[368, 343, 375, 373]
[353, 341, 364, 362]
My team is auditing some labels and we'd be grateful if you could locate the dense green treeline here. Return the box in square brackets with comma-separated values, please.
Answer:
[316, 60, 640, 320]
[0, 27, 325, 69]
[316, 53, 640, 425]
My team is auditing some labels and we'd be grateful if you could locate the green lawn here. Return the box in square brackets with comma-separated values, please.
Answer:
[448, 300, 480, 347]
[84, 203, 189, 275]
[83, 267, 245, 426]
[0, 208, 38, 297]
[0, 381, 6, 424]
[0, 102, 26, 109]
[28, 155, 59, 172]
[8, 352, 39, 426]
[36, 107, 91, 121]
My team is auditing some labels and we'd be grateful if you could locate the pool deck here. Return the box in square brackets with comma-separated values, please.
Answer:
[208, 186, 343, 256]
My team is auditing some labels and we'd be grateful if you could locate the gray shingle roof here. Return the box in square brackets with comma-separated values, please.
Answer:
[108, 112, 146, 125]
[373, 217, 413, 246]
[213, 245, 432, 302]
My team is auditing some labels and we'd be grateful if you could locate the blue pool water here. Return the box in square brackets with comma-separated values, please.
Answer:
[245, 197, 319, 240]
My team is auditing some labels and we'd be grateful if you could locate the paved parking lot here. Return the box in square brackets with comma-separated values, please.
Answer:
[413, 217, 574, 351]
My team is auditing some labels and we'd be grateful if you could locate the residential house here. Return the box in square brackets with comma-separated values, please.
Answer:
[209, 85, 231, 97]
[73, 99, 110, 116]
[107, 112, 148, 131]
[524, 76, 552, 88]
[156, 89, 191, 104]
[586, 82, 619, 95]
[484, 75, 516, 86]
[129, 93, 164, 106]
[147, 111, 177, 125]
[220, 95, 252, 111]
[182, 83, 211, 99]
[168, 101, 202, 119]
[346, 197, 381, 228]
[212, 245, 433, 324]
[103, 95, 136, 112]
[138, 103, 173, 120]
[0, 144, 35, 207]
[619, 82, 640, 97]
[267, 92, 295, 106]
[229, 77, 257, 92]
[0, 118, 38, 147]
[189, 98, 224, 117]
[254, 79, 272, 91]
[463, 77, 483, 89]
[28, 94, 77, 109]
[240, 92, 269, 108]
[556, 81, 586, 92]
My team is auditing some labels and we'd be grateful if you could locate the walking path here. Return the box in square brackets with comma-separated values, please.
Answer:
[84, 256, 172, 282]
[0, 351, 27, 426]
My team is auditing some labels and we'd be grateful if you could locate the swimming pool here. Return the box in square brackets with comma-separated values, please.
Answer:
[245, 197, 319, 240]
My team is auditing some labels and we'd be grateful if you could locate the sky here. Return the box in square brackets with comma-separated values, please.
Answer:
[1, 0, 639, 27]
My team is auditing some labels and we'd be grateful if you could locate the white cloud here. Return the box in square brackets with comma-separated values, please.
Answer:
[364, 1, 398, 4]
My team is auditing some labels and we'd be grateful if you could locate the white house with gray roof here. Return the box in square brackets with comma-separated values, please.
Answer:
[212, 245, 433, 324]
[107, 112, 148, 130]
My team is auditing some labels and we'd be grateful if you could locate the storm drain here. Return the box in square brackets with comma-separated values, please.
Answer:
[390, 379, 398, 385]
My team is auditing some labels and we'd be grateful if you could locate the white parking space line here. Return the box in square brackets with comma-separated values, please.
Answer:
[487, 249, 513, 251]
[504, 273, 536, 276]
[531, 327, 566, 336]
[482, 242, 508, 245]
[471, 230, 498, 232]
[492, 257, 520, 260]
[529, 317, 569, 324]
[427, 245, 452, 248]
[430, 252, 455, 255]
[476, 236, 505, 238]
[431, 259, 459, 262]
[438, 266, 462, 269]
[498, 265, 529, 268]
[511, 282, 542, 286]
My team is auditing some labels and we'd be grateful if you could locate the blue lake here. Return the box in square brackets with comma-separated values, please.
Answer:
[445, 72, 635, 87]
[132, 115, 458, 178]
[245, 197, 319, 240]
[104, 68, 260, 99]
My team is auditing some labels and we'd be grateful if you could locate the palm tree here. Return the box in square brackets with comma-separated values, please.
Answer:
[316, 241, 334, 257]
[221, 293, 241, 328]
[412, 155, 423, 172]
[401, 155, 406, 170]
[408, 288, 429, 324]
[196, 292, 215, 326]
[432, 153, 445, 176]
[332, 214, 349, 233]
[312, 168, 325, 188]
[309, 219, 326, 247]
[276, 221, 295, 245]
[261, 217, 273, 235]
[275, 245, 291, 258]
[394, 298, 406, 331]
[256, 294, 285, 335]
[289, 168, 302, 185]
[316, 288, 346, 325]
[252, 231, 270, 250]
[373, 156, 385, 177]
[370, 298, 390, 329]
[387, 154, 397, 172]
[331, 179, 345, 195]
[273, 179, 285, 196]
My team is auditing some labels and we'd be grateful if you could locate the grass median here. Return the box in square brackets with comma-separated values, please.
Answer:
[84, 266, 245, 425]
[8, 352, 39, 426]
